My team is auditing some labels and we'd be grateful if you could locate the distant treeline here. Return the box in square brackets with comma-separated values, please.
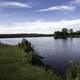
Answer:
[0, 33, 53, 38]
[54, 28, 80, 39]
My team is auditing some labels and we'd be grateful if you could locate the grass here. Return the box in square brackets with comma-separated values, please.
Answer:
[0, 41, 62, 80]
[66, 63, 80, 80]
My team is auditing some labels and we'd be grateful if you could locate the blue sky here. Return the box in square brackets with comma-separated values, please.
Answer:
[0, 0, 80, 33]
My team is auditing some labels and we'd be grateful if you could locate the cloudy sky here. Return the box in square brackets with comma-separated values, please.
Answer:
[0, 0, 80, 34]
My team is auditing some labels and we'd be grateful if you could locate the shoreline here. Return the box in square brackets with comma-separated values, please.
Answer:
[0, 34, 53, 38]
[0, 39, 63, 80]
[1, 34, 80, 38]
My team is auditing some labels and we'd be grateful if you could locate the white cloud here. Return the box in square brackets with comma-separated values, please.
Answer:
[37, 5, 75, 12]
[0, 1, 30, 8]
[0, 19, 80, 34]
[71, 0, 80, 4]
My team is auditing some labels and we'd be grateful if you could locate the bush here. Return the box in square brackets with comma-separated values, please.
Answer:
[66, 63, 80, 80]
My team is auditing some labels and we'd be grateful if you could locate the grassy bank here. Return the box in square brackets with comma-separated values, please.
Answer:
[0, 39, 62, 80]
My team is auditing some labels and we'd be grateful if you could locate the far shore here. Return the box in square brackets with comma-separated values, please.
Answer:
[0, 33, 80, 38]
[0, 33, 53, 38]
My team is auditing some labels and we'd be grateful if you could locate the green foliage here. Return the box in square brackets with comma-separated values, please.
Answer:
[17, 64, 62, 80]
[18, 39, 44, 66]
[62, 28, 68, 34]
[69, 29, 73, 34]
[0, 41, 63, 80]
[54, 28, 69, 39]
[66, 63, 80, 80]
[31, 52, 44, 66]
[18, 38, 33, 52]
[54, 28, 80, 38]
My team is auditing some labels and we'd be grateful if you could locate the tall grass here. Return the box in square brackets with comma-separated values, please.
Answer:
[0, 39, 62, 80]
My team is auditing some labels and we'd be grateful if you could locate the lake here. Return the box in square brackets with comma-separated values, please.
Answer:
[0, 37, 80, 74]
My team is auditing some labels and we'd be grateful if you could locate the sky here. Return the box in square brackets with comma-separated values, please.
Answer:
[0, 0, 80, 34]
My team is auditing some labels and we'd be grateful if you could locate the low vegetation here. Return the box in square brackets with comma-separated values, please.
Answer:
[66, 63, 80, 80]
[54, 28, 80, 39]
[0, 39, 62, 80]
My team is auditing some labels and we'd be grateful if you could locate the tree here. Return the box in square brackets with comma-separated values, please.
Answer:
[62, 28, 68, 34]
[69, 29, 73, 34]
[54, 28, 68, 39]
[18, 38, 33, 52]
